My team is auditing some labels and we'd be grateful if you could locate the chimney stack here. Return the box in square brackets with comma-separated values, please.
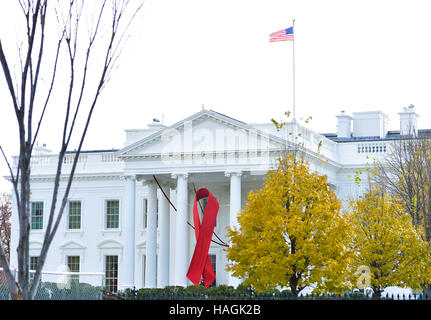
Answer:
[336, 110, 352, 138]
[399, 104, 419, 136]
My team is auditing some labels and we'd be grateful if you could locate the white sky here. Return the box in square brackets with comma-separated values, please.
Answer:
[1, 0, 431, 193]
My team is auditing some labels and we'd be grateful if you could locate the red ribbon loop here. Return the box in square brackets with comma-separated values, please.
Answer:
[186, 188, 219, 287]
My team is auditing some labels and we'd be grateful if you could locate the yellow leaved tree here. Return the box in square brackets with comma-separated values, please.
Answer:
[346, 187, 431, 298]
[226, 154, 352, 297]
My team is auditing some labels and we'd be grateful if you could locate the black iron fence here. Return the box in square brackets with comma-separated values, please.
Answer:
[105, 285, 430, 301]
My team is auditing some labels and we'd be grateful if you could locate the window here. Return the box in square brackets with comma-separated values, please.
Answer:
[143, 199, 148, 228]
[203, 198, 216, 226]
[31, 202, 43, 230]
[67, 256, 80, 284]
[106, 200, 119, 229]
[199, 197, 216, 227]
[68, 201, 81, 230]
[209, 254, 216, 287]
[142, 254, 158, 287]
[30, 256, 39, 282]
[105, 255, 118, 292]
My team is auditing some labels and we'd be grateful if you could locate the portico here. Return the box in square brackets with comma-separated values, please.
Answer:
[122, 168, 265, 288]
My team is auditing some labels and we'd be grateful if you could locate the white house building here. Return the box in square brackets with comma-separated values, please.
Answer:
[8, 106, 421, 292]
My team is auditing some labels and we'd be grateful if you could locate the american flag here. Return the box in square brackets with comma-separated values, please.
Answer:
[269, 26, 294, 42]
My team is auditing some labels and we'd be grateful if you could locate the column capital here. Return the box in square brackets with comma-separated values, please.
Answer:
[224, 171, 242, 178]
[153, 179, 176, 191]
[161, 181, 177, 190]
[171, 172, 189, 180]
[121, 174, 137, 181]
[142, 179, 157, 187]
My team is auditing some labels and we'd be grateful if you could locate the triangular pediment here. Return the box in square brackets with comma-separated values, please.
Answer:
[60, 240, 86, 250]
[118, 110, 287, 157]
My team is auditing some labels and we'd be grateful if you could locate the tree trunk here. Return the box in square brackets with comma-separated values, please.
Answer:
[7, 280, 23, 300]
[0, 0, 143, 300]
[290, 286, 298, 298]
[289, 271, 300, 298]
[11, 289, 23, 300]
[372, 286, 382, 299]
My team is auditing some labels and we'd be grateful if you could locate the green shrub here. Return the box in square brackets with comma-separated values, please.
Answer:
[111, 283, 379, 300]
[183, 285, 207, 298]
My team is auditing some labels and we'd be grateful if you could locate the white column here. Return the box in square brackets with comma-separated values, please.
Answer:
[169, 185, 176, 286]
[157, 184, 170, 288]
[172, 173, 189, 287]
[145, 181, 158, 288]
[225, 171, 242, 287]
[226, 171, 242, 231]
[123, 175, 136, 289]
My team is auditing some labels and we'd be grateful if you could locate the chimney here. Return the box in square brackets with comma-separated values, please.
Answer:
[399, 104, 419, 136]
[336, 110, 352, 138]
[352, 111, 388, 138]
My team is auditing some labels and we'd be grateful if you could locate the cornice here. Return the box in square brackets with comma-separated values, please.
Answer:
[28, 172, 124, 182]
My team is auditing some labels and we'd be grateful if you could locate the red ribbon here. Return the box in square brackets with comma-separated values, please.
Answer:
[186, 188, 219, 287]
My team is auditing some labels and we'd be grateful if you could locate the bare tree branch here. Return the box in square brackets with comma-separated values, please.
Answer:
[0, 0, 144, 300]
[30, 35, 64, 151]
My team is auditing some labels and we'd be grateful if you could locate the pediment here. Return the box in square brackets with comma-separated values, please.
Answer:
[60, 240, 86, 250]
[136, 241, 146, 248]
[118, 110, 287, 158]
[97, 239, 123, 249]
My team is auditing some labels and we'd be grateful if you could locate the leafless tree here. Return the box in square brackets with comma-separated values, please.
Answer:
[373, 132, 431, 295]
[374, 135, 431, 240]
[0, 0, 143, 299]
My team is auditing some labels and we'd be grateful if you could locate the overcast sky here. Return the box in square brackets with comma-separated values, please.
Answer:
[1, 0, 431, 193]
